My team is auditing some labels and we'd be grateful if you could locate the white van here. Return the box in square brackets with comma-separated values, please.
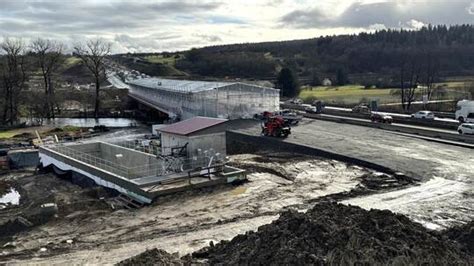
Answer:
[455, 100, 474, 123]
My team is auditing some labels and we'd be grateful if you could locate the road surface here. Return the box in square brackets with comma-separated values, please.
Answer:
[239, 118, 474, 229]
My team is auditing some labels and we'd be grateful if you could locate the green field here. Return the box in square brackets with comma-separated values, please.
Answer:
[299, 83, 468, 106]
[144, 54, 181, 65]
[64, 56, 81, 67]
[0, 130, 19, 139]
[299, 85, 402, 105]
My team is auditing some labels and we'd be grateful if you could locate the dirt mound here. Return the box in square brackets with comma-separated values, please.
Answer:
[118, 203, 471, 265]
[444, 221, 474, 255]
[117, 248, 184, 266]
[193, 202, 471, 265]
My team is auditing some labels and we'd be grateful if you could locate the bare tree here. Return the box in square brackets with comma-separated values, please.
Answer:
[0, 38, 28, 125]
[74, 39, 111, 119]
[399, 57, 420, 111]
[31, 38, 64, 119]
[421, 55, 439, 101]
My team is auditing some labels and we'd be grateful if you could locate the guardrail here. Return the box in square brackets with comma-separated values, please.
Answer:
[281, 103, 459, 130]
[304, 113, 474, 145]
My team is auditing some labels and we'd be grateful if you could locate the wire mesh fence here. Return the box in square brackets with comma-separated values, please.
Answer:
[108, 139, 161, 156]
[48, 144, 221, 180]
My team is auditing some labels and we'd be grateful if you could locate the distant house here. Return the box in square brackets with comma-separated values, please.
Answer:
[322, 78, 332, 86]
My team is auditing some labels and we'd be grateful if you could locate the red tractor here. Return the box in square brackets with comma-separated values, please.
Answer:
[261, 116, 291, 138]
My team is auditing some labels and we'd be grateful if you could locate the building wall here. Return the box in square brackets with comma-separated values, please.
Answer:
[129, 83, 279, 120]
[188, 132, 226, 158]
[161, 132, 226, 158]
[160, 133, 189, 156]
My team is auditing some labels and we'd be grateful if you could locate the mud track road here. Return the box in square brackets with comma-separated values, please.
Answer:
[239, 118, 474, 230]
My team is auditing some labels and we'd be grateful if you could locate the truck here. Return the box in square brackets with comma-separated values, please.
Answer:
[255, 110, 303, 125]
[261, 116, 291, 138]
[455, 100, 474, 123]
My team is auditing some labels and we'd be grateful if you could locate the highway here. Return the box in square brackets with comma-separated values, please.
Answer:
[324, 106, 458, 123]
[320, 114, 458, 135]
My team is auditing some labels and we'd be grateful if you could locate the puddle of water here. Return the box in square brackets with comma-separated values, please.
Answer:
[0, 188, 21, 209]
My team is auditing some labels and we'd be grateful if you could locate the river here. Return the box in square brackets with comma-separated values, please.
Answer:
[20, 118, 142, 128]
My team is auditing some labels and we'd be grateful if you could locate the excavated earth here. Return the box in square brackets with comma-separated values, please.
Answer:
[1, 152, 413, 264]
[120, 202, 473, 265]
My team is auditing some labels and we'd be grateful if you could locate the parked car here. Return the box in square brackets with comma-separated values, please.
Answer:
[352, 104, 371, 114]
[457, 123, 474, 135]
[288, 98, 303, 105]
[305, 106, 319, 114]
[411, 111, 435, 120]
[370, 113, 393, 124]
[301, 104, 313, 111]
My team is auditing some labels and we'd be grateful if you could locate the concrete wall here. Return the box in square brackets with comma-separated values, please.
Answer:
[71, 142, 101, 157]
[188, 132, 226, 157]
[161, 132, 227, 158]
[161, 133, 189, 156]
[66, 142, 159, 178]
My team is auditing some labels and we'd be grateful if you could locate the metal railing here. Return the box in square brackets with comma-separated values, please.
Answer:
[48, 144, 222, 181]
[109, 140, 161, 156]
[49, 145, 130, 178]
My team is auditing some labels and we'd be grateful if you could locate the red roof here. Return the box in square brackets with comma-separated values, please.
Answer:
[158, 116, 228, 136]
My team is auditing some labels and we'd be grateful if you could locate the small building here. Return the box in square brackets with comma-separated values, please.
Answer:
[158, 117, 229, 158]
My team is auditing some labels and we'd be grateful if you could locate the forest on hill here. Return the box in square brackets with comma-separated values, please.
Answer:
[117, 25, 474, 86]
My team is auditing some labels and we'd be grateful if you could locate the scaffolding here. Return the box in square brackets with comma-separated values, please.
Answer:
[128, 78, 280, 119]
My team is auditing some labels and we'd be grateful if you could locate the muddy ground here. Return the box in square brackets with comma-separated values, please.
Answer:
[0, 152, 409, 264]
[120, 203, 473, 265]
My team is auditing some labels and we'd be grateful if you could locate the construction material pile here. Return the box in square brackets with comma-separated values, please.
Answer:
[119, 202, 472, 265]
[117, 249, 185, 266]
[443, 221, 474, 256]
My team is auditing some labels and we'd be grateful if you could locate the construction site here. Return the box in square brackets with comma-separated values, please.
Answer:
[0, 75, 473, 264]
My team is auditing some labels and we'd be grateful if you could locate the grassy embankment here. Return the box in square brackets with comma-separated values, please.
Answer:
[0, 126, 82, 140]
[142, 54, 188, 76]
[299, 82, 469, 106]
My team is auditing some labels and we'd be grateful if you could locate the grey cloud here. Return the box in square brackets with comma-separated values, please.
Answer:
[113, 32, 218, 53]
[281, 1, 474, 29]
[0, 0, 223, 52]
[0, 1, 221, 32]
[193, 33, 222, 42]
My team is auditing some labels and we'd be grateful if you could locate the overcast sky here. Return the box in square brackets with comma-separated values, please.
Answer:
[0, 0, 473, 53]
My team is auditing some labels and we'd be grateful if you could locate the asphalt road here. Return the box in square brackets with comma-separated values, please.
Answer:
[238, 118, 473, 229]
[325, 106, 458, 123]
[320, 114, 459, 135]
[240, 118, 471, 180]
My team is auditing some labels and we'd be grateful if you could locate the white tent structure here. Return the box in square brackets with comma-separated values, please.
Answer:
[127, 78, 280, 120]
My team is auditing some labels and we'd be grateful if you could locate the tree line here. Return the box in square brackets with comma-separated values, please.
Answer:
[176, 25, 474, 80]
[0, 38, 111, 126]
